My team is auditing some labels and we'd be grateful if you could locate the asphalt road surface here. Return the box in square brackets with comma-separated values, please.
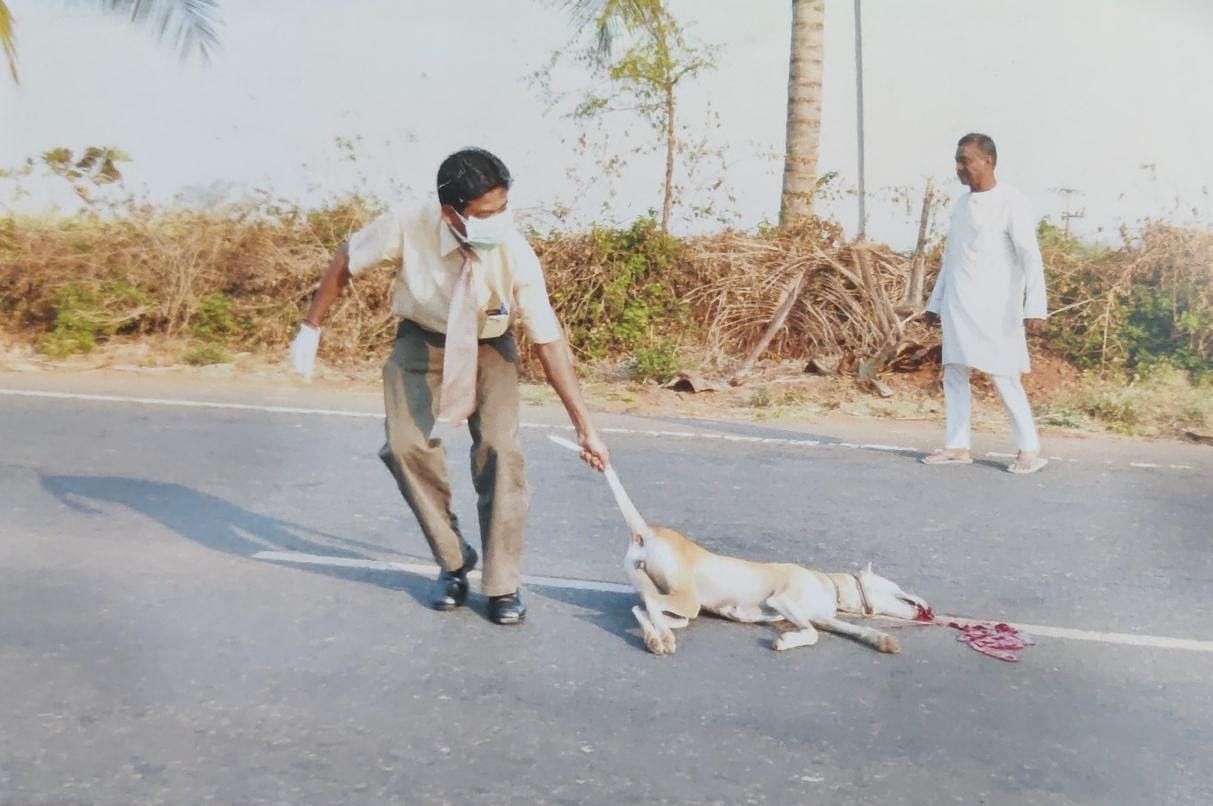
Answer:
[2, 372, 1211, 805]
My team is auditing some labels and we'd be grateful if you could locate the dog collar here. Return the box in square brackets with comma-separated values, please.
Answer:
[850, 573, 875, 616]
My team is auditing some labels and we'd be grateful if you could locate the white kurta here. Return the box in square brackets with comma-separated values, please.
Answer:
[926, 184, 1048, 376]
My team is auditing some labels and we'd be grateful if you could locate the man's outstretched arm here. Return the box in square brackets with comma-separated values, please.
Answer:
[289, 243, 351, 380]
[535, 338, 609, 471]
[303, 242, 352, 328]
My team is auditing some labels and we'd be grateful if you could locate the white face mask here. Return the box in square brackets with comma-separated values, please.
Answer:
[453, 208, 513, 250]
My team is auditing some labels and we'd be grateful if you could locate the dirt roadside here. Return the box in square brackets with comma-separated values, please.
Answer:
[2, 337, 1210, 471]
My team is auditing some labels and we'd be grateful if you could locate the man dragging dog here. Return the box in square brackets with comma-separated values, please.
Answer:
[923, 132, 1049, 474]
[289, 147, 609, 624]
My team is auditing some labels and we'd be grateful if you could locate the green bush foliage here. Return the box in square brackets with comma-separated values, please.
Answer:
[540, 217, 691, 367]
[630, 339, 680, 383]
[182, 341, 232, 366]
[1041, 221, 1213, 381]
[189, 293, 237, 341]
[39, 280, 149, 358]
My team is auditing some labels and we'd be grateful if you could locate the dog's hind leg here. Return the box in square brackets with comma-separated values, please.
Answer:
[765, 595, 821, 651]
[814, 616, 900, 654]
[632, 606, 667, 654]
[633, 605, 677, 655]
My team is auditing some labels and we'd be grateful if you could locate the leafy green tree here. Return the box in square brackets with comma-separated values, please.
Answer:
[560, 0, 715, 233]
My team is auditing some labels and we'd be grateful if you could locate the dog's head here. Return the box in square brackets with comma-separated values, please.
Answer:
[857, 563, 933, 621]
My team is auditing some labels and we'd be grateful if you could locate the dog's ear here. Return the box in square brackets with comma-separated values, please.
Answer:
[864, 561, 873, 575]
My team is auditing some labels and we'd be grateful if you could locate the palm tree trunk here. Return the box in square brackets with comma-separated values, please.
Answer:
[779, 0, 825, 228]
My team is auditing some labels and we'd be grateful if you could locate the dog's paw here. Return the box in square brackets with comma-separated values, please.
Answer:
[644, 631, 676, 655]
[773, 629, 818, 651]
[877, 634, 901, 654]
[773, 634, 801, 651]
[643, 633, 665, 654]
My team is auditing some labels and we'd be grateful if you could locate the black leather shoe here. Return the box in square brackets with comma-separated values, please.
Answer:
[487, 591, 527, 625]
[429, 544, 478, 611]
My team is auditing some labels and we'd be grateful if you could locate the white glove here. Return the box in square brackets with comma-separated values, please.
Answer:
[290, 323, 320, 380]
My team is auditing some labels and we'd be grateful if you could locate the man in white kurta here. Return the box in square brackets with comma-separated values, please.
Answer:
[924, 133, 1049, 474]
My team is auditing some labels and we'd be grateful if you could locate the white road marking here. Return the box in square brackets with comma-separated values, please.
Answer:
[1130, 461, 1195, 470]
[253, 550, 1213, 654]
[252, 550, 634, 594]
[0, 387, 1201, 473]
[938, 616, 1213, 654]
[0, 388, 382, 418]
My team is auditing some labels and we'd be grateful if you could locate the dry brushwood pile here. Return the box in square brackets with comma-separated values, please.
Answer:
[679, 220, 939, 389]
[530, 213, 941, 390]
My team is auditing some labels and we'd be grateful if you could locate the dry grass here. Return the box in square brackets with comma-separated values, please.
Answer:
[1040, 365, 1212, 437]
[0, 203, 394, 363]
[2, 200, 1210, 443]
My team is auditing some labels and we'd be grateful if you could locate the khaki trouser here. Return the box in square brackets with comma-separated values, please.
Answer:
[379, 320, 530, 597]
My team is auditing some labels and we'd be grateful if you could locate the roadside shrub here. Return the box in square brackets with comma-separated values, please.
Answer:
[4, 189, 1211, 407]
[1051, 366, 1213, 436]
[304, 195, 380, 251]
[746, 386, 772, 408]
[188, 293, 237, 341]
[182, 342, 232, 366]
[538, 216, 690, 361]
[630, 339, 680, 382]
[1042, 221, 1213, 381]
[39, 280, 149, 358]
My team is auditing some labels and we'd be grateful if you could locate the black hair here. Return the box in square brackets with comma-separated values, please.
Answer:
[957, 132, 997, 166]
[436, 148, 512, 212]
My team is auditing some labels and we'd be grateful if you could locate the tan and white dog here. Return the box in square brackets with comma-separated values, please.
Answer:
[549, 435, 932, 655]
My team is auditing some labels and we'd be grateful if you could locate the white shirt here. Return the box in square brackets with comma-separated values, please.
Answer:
[927, 184, 1048, 375]
[346, 202, 564, 344]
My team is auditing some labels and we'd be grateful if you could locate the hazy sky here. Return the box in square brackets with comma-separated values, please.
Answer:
[2, 0, 1211, 249]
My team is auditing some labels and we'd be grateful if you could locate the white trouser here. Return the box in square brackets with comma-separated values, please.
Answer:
[943, 363, 1040, 453]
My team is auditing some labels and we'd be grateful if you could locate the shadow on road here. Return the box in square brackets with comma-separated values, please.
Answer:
[530, 585, 647, 651]
[254, 557, 437, 609]
[37, 473, 648, 624]
[39, 473, 389, 560]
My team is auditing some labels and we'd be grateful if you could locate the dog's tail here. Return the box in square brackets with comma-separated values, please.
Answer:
[815, 616, 901, 654]
[547, 434, 652, 543]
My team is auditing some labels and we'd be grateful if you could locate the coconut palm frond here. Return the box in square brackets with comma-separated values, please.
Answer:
[98, 0, 221, 63]
[1, 1, 18, 83]
[564, 0, 662, 60]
